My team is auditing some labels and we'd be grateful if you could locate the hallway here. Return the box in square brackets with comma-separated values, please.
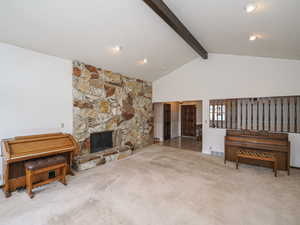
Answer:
[161, 137, 202, 152]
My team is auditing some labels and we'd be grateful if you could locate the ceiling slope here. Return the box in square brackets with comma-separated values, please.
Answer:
[0, 0, 299, 81]
[0, 0, 198, 81]
[165, 0, 300, 60]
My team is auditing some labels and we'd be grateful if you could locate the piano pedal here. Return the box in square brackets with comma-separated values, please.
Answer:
[48, 170, 56, 179]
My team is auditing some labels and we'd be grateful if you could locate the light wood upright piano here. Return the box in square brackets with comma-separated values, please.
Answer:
[1, 133, 79, 197]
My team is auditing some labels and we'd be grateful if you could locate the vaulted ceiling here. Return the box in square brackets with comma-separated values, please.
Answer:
[0, 0, 299, 81]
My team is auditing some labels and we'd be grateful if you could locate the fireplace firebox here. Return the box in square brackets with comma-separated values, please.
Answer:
[90, 131, 113, 153]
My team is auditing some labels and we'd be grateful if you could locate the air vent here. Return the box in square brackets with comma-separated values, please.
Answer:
[211, 151, 224, 157]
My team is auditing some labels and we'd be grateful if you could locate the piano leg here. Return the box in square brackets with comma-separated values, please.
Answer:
[60, 163, 68, 186]
[68, 152, 75, 176]
[236, 157, 239, 169]
[25, 169, 34, 199]
[67, 166, 75, 176]
[3, 163, 11, 198]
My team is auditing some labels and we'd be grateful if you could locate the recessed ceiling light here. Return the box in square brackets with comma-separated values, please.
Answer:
[249, 35, 257, 41]
[138, 58, 148, 65]
[112, 45, 121, 53]
[245, 3, 257, 13]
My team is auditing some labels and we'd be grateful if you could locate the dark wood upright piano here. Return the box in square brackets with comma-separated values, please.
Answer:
[1, 133, 79, 197]
[225, 130, 290, 173]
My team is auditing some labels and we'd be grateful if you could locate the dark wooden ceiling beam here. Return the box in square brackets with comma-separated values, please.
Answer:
[142, 0, 208, 59]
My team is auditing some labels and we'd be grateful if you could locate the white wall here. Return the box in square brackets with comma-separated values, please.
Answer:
[170, 103, 180, 138]
[153, 54, 300, 167]
[154, 102, 180, 140]
[0, 43, 73, 185]
[153, 103, 164, 141]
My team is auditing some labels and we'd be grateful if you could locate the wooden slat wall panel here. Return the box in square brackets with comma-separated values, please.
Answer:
[235, 99, 238, 129]
[281, 98, 284, 132]
[217, 101, 220, 128]
[221, 101, 223, 128]
[288, 97, 290, 132]
[225, 101, 228, 129]
[256, 99, 259, 130]
[262, 100, 265, 131]
[245, 100, 248, 130]
[216, 101, 219, 128]
[251, 100, 253, 130]
[275, 98, 277, 132]
[209, 95, 300, 134]
[212, 100, 215, 128]
[295, 97, 298, 133]
[230, 101, 233, 129]
[240, 100, 243, 129]
[268, 99, 271, 131]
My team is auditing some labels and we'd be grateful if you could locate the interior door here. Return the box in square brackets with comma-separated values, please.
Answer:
[181, 105, 196, 137]
[164, 104, 171, 140]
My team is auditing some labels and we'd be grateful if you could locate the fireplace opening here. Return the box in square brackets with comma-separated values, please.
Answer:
[91, 131, 113, 153]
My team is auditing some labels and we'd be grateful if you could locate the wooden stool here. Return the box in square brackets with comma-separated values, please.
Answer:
[236, 150, 278, 177]
[24, 155, 67, 198]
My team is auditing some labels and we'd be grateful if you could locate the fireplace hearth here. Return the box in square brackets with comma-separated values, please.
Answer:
[90, 131, 113, 153]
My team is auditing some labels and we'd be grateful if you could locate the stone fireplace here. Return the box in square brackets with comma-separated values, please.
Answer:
[72, 61, 153, 170]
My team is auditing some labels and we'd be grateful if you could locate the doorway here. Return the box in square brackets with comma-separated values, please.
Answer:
[163, 104, 171, 140]
[153, 101, 202, 152]
[181, 105, 196, 137]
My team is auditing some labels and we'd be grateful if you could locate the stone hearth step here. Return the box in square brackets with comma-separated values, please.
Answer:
[73, 146, 132, 171]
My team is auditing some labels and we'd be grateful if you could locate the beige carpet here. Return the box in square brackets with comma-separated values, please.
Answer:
[1, 145, 300, 225]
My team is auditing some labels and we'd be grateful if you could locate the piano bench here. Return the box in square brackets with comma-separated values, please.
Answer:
[24, 155, 68, 198]
[236, 150, 278, 177]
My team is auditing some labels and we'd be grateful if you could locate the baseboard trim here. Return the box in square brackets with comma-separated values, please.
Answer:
[291, 166, 300, 169]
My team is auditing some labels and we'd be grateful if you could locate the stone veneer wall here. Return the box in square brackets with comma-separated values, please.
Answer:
[73, 61, 153, 156]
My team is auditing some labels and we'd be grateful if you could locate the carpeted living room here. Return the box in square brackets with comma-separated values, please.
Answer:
[1, 1, 300, 225]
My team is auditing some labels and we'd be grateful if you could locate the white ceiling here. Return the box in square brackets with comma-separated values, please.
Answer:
[0, 0, 299, 81]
